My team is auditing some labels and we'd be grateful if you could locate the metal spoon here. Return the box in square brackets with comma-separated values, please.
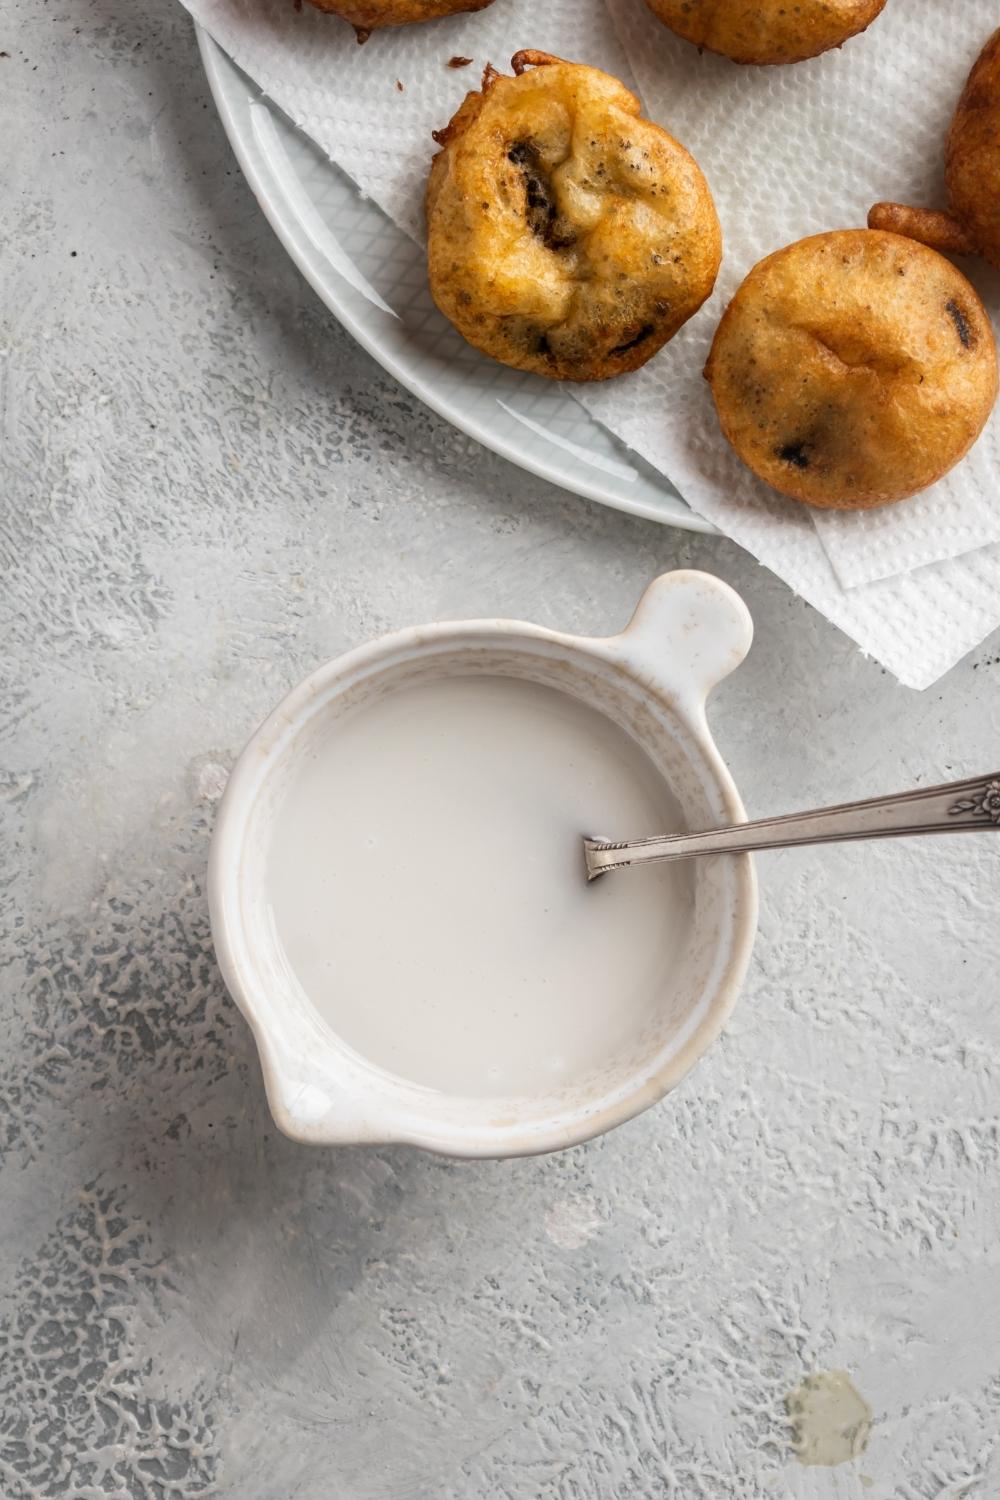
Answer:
[584, 772, 1000, 881]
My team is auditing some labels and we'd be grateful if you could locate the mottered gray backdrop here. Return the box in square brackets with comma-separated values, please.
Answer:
[3, 0, 1000, 1493]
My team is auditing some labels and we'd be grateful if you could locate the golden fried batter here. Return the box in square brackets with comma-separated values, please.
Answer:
[704, 230, 997, 509]
[426, 51, 722, 381]
[948, 30, 1000, 266]
[306, 0, 493, 41]
[644, 0, 886, 66]
[870, 29, 1000, 267]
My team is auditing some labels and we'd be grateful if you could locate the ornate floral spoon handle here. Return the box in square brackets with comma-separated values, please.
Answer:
[584, 773, 1000, 880]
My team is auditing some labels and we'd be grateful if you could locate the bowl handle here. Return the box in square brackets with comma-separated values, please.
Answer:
[610, 571, 753, 708]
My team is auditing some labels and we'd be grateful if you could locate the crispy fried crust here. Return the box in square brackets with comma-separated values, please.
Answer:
[947, 27, 1000, 268]
[305, 0, 493, 37]
[643, 0, 886, 65]
[869, 29, 1000, 268]
[704, 230, 998, 509]
[426, 53, 722, 382]
[867, 203, 974, 257]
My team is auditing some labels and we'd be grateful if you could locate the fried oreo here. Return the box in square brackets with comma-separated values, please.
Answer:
[426, 51, 722, 381]
[307, 0, 494, 41]
[705, 230, 997, 509]
[871, 28, 1000, 269]
[643, 0, 886, 66]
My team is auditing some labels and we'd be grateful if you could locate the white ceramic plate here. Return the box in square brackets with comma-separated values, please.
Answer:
[196, 28, 715, 533]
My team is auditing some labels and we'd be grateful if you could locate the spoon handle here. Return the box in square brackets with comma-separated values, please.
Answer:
[584, 772, 1000, 879]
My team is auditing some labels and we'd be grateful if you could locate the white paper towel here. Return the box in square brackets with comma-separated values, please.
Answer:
[575, 339, 1000, 685]
[179, 0, 1000, 684]
[180, 0, 637, 244]
[590, 0, 1000, 590]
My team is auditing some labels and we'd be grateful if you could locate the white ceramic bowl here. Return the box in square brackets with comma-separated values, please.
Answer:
[208, 571, 757, 1157]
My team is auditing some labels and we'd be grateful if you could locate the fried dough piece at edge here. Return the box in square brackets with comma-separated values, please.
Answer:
[869, 28, 1000, 268]
[644, 0, 886, 65]
[947, 27, 1000, 268]
[306, 0, 494, 40]
[704, 229, 998, 510]
[426, 51, 722, 381]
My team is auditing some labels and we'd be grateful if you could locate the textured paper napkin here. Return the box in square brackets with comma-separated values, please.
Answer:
[180, 0, 636, 244]
[180, 0, 1000, 684]
[589, 0, 1000, 590]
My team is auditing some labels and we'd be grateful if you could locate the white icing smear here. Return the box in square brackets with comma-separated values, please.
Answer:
[265, 675, 693, 1097]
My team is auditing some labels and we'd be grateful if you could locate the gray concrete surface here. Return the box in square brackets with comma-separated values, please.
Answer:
[4, 0, 1000, 1494]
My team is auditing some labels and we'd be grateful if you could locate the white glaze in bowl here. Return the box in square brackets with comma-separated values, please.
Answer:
[208, 571, 758, 1157]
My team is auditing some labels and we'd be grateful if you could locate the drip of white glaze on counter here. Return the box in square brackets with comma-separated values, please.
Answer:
[265, 675, 693, 1097]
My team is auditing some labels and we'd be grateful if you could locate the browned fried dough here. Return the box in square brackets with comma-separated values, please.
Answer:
[704, 230, 997, 509]
[869, 29, 1000, 268]
[426, 51, 722, 381]
[947, 29, 1000, 266]
[867, 203, 974, 257]
[306, 0, 494, 41]
[644, 0, 886, 66]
